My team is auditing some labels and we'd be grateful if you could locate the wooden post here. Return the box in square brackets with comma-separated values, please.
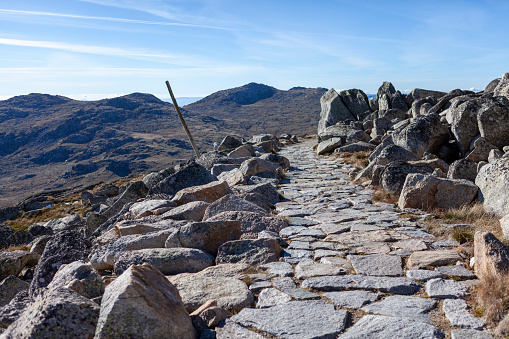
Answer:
[165, 80, 201, 158]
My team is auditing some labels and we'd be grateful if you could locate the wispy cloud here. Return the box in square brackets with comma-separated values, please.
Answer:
[0, 8, 232, 30]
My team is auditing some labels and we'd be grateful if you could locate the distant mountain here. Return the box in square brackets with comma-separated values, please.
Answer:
[0, 84, 326, 206]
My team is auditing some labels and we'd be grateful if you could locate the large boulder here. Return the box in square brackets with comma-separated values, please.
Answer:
[477, 95, 509, 148]
[129, 199, 176, 218]
[46, 260, 104, 299]
[217, 135, 243, 151]
[0, 276, 29, 308]
[493, 72, 509, 99]
[339, 89, 371, 121]
[30, 229, 87, 297]
[317, 89, 357, 134]
[239, 158, 281, 179]
[428, 89, 475, 114]
[466, 137, 499, 162]
[228, 144, 256, 158]
[445, 97, 481, 155]
[149, 160, 217, 198]
[165, 220, 242, 255]
[476, 157, 509, 217]
[231, 182, 280, 205]
[398, 174, 478, 210]
[172, 180, 230, 206]
[447, 159, 478, 182]
[203, 194, 269, 220]
[0, 251, 37, 281]
[0, 226, 15, 250]
[474, 231, 509, 279]
[380, 161, 433, 194]
[161, 201, 210, 221]
[196, 151, 232, 170]
[406, 88, 447, 107]
[317, 123, 369, 143]
[206, 211, 287, 239]
[316, 138, 343, 155]
[2, 287, 99, 338]
[95, 263, 195, 339]
[113, 248, 215, 276]
[377, 82, 396, 102]
[393, 113, 450, 158]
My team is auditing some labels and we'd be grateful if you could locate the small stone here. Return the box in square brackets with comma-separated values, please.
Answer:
[288, 241, 312, 250]
[435, 265, 476, 279]
[272, 277, 296, 291]
[426, 278, 469, 299]
[355, 244, 391, 254]
[361, 295, 436, 323]
[249, 281, 272, 293]
[407, 250, 462, 270]
[443, 299, 485, 329]
[320, 257, 353, 268]
[284, 288, 320, 300]
[324, 290, 379, 309]
[314, 249, 345, 260]
[256, 288, 292, 308]
[281, 249, 313, 264]
[260, 262, 294, 277]
[393, 239, 429, 251]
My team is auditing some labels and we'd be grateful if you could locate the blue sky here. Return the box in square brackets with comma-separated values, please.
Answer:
[0, 0, 508, 101]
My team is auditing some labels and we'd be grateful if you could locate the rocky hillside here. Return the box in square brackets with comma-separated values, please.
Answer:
[0, 84, 326, 206]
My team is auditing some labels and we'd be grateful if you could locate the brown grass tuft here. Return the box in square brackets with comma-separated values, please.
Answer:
[334, 151, 371, 170]
[371, 186, 399, 205]
[473, 271, 509, 326]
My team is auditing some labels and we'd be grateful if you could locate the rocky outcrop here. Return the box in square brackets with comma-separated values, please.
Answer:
[476, 157, 509, 217]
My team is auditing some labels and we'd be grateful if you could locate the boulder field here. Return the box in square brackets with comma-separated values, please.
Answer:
[2, 72, 509, 337]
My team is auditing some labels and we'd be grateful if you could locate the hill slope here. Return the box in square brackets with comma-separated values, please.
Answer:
[0, 84, 326, 206]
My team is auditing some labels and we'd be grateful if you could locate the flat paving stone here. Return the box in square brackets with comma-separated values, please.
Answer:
[339, 315, 444, 339]
[281, 249, 313, 264]
[280, 226, 325, 239]
[324, 290, 379, 309]
[309, 224, 351, 235]
[229, 300, 348, 339]
[361, 295, 436, 323]
[301, 275, 421, 295]
[407, 250, 462, 270]
[260, 262, 294, 277]
[430, 239, 460, 249]
[398, 229, 436, 238]
[348, 254, 403, 276]
[314, 249, 346, 260]
[350, 224, 384, 232]
[306, 212, 356, 224]
[272, 277, 296, 291]
[355, 243, 391, 254]
[426, 278, 469, 299]
[326, 230, 409, 245]
[249, 281, 272, 293]
[407, 269, 444, 281]
[435, 265, 476, 279]
[288, 241, 312, 250]
[310, 241, 348, 250]
[256, 288, 292, 308]
[393, 239, 429, 251]
[451, 329, 493, 339]
[320, 257, 353, 268]
[284, 288, 320, 300]
[295, 259, 347, 279]
[285, 217, 319, 227]
[389, 249, 414, 257]
[443, 299, 485, 329]
[216, 321, 265, 339]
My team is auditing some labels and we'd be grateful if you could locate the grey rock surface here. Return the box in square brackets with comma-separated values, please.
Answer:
[324, 290, 379, 309]
[361, 295, 436, 323]
[301, 275, 420, 295]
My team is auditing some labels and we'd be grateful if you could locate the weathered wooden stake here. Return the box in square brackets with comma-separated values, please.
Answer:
[165, 80, 201, 158]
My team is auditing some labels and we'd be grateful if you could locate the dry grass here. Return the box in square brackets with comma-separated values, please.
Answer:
[473, 271, 509, 326]
[334, 151, 371, 170]
[424, 202, 502, 244]
[371, 186, 399, 205]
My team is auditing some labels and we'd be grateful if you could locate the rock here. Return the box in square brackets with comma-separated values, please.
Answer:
[196, 151, 232, 170]
[216, 238, 282, 265]
[172, 181, 230, 207]
[325, 229, 409, 245]
[335, 141, 376, 153]
[90, 226, 180, 270]
[393, 113, 450, 158]
[0, 251, 37, 281]
[2, 287, 99, 338]
[95, 263, 194, 339]
[380, 161, 432, 194]
[46, 260, 104, 299]
[317, 89, 357, 134]
[169, 275, 253, 313]
[429, 89, 475, 114]
[425, 278, 468, 299]
[294, 259, 346, 279]
[348, 254, 403, 276]
[372, 144, 420, 167]
[488, 148, 503, 163]
[391, 91, 408, 111]
[451, 329, 493, 339]
[259, 153, 290, 170]
[493, 72, 509, 98]
[228, 300, 348, 339]
[370, 118, 391, 138]
[477, 95, 509, 148]
[474, 231, 509, 278]
[149, 160, 217, 198]
[228, 144, 255, 158]
[406, 269, 444, 281]
[218, 135, 243, 151]
[443, 299, 485, 329]
[256, 288, 292, 308]
[216, 321, 265, 338]
[0, 276, 29, 308]
[476, 157, 509, 217]
[435, 265, 475, 279]
[323, 290, 379, 309]
[340, 315, 444, 339]
[398, 174, 478, 210]
[445, 97, 481, 154]
[211, 164, 238, 176]
[467, 137, 498, 162]
[448, 159, 478, 182]
[129, 199, 176, 218]
[43, 214, 83, 232]
[161, 201, 210, 221]
[193, 307, 231, 332]
[339, 88, 371, 120]
[361, 295, 436, 323]
[301, 275, 420, 295]
[206, 211, 287, 239]
[114, 248, 214, 276]
[411, 96, 436, 118]
[0, 290, 30, 329]
[87, 181, 149, 232]
[260, 261, 294, 277]
[318, 122, 369, 143]
[316, 137, 343, 155]
[0, 226, 15, 249]
[165, 220, 242, 255]
[203, 194, 269, 220]
[407, 250, 462, 270]
[231, 182, 279, 205]
[239, 157, 280, 179]
[255, 140, 279, 153]
[501, 214, 509, 240]
[142, 167, 175, 190]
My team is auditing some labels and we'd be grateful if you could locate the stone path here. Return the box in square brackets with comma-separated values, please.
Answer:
[220, 139, 493, 339]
